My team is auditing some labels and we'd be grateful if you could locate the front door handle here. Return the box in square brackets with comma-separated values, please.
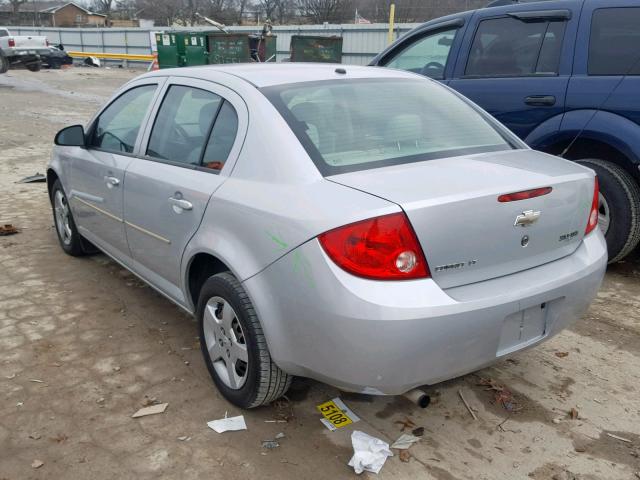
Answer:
[524, 95, 556, 106]
[104, 176, 120, 188]
[169, 197, 193, 211]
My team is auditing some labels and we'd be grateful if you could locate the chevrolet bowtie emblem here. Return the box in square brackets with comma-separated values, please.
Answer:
[514, 210, 541, 227]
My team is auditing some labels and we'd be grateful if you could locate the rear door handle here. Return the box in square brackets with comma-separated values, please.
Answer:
[169, 197, 193, 211]
[104, 176, 120, 188]
[524, 95, 556, 106]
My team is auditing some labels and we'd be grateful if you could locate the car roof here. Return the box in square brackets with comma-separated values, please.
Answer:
[143, 63, 421, 88]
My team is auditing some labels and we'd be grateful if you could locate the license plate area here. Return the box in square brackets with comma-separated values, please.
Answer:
[497, 299, 559, 356]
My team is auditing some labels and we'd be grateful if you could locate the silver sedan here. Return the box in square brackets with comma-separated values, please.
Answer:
[48, 64, 607, 408]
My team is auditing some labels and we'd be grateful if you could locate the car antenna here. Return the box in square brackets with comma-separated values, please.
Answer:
[560, 52, 640, 159]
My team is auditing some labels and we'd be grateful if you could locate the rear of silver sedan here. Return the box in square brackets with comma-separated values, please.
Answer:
[246, 75, 607, 395]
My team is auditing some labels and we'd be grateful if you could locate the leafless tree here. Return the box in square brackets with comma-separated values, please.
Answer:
[92, 0, 115, 15]
[297, 0, 352, 23]
[7, 0, 27, 14]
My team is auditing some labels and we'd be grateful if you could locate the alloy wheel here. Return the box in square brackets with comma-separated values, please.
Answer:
[54, 190, 72, 245]
[202, 296, 248, 390]
[598, 192, 611, 236]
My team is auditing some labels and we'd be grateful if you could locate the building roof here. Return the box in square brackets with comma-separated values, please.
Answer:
[40, 2, 107, 17]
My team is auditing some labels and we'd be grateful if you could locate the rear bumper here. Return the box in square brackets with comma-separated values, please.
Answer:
[244, 231, 607, 395]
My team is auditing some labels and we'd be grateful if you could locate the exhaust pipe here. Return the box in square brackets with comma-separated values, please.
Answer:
[403, 388, 431, 408]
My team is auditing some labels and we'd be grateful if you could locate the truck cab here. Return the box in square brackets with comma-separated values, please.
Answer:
[371, 0, 640, 263]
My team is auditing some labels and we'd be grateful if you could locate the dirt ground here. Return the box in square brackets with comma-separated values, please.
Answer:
[1, 68, 639, 480]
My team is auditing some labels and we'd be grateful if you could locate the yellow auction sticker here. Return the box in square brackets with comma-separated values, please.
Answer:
[317, 397, 360, 431]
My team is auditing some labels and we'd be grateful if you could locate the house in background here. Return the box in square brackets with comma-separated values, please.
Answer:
[39, 2, 107, 27]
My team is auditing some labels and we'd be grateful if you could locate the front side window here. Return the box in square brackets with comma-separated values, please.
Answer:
[146, 85, 222, 165]
[90, 85, 156, 153]
[264, 79, 514, 175]
[466, 17, 566, 77]
[383, 28, 457, 79]
[589, 8, 640, 75]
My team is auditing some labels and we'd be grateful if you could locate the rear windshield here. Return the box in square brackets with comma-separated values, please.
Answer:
[263, 78, 514, 175]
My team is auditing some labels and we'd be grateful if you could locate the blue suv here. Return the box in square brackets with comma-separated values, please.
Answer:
[371, 0, 640, 262]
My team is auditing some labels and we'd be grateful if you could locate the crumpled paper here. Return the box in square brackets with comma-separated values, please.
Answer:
[348, 430, 393, 474]
[391, 433, 421, 449]
[207, 415, 247, 433]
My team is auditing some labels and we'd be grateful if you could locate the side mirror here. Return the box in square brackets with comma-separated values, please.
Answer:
[55, 125, 86, 147]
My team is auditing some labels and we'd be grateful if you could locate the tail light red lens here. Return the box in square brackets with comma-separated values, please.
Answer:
[8, 38, 15, 47]
[585, 177, 599, 235]
[318, 212, 430, 280]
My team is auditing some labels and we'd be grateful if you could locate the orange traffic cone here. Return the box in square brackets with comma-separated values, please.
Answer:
[148, 53, 159, 72]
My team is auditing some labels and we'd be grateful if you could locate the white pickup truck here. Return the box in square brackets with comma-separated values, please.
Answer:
[0, 27, 49, 73]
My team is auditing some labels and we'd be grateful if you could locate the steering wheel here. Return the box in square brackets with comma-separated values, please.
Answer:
[102, 131, 129, 152]
[422, 61, 444, 73]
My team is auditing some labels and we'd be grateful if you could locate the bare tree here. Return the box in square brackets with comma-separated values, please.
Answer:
[92, 0, 115, 15]
[257, 0, 278, 20]
[7, 0, 27, 14]
[297, 0, 352, 23]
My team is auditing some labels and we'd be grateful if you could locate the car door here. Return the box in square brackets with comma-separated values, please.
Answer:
[373, 18, 467, 84]
[565, 1, 640, 131]
[448, 7, 576, 140]
[123, 77, 246, 304]
[69, 80, 161, 260]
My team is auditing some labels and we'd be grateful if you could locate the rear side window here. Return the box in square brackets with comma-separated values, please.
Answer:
[202, 101, 238, 171]
[147, 85, 222, 165]
[466, 17, 566, 77]
[589, 8, 640, 75]
[264, 78, 514, 175]
[91, 85, 156, 153]
[383, 28, 458, 79]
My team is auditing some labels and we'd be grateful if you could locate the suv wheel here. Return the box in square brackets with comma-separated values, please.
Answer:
[197, 272, 292, 408]
[577, 159, 640, 263]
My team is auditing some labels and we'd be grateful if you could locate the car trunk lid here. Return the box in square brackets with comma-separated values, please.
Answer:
[328, 150, 595, 289]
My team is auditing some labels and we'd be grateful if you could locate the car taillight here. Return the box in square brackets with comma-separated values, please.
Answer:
[8, 38, 15, 47]
[585, 177, 599, 235]
[318, 212, 430, 280]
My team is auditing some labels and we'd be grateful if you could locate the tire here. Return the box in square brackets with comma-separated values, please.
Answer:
[0, 55, 8, 74]
[577, 159, 640, 263]
[197, 272, 292, 408]
[26, 61, 42, 72]
[50, 179, 88, 256]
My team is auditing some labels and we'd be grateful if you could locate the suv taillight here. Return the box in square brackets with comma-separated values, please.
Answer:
[318, 212, 430, 280]
[8, 38, 15, 47]
[585, 177, 599, 235]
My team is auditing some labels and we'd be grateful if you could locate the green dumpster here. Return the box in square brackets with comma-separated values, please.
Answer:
[183, 31, 213, 66]
[155, 31, 184, 69]
[207, 33, 252, 64]
[290, 35, 343, 63]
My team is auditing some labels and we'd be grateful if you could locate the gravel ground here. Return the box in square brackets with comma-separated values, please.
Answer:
[1, 68, 639, 480]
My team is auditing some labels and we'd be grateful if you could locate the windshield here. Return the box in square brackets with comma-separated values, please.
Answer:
[263, 78, 515, 175]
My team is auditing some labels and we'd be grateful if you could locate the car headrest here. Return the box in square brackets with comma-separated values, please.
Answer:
[384, 114, 423, 145]
[199, 101, 218, 136]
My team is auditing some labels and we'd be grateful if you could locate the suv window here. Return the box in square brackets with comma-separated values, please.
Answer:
[384, 28, 457, 79]
[589, 8, 640, 75]
[90, 85, 156, 153]
[147, 85, 222, 166]
[0, 29, 8, 37]
[466, 17, 566, 77]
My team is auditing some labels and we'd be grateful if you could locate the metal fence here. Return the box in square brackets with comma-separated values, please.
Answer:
[7, 23, 420, 65]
